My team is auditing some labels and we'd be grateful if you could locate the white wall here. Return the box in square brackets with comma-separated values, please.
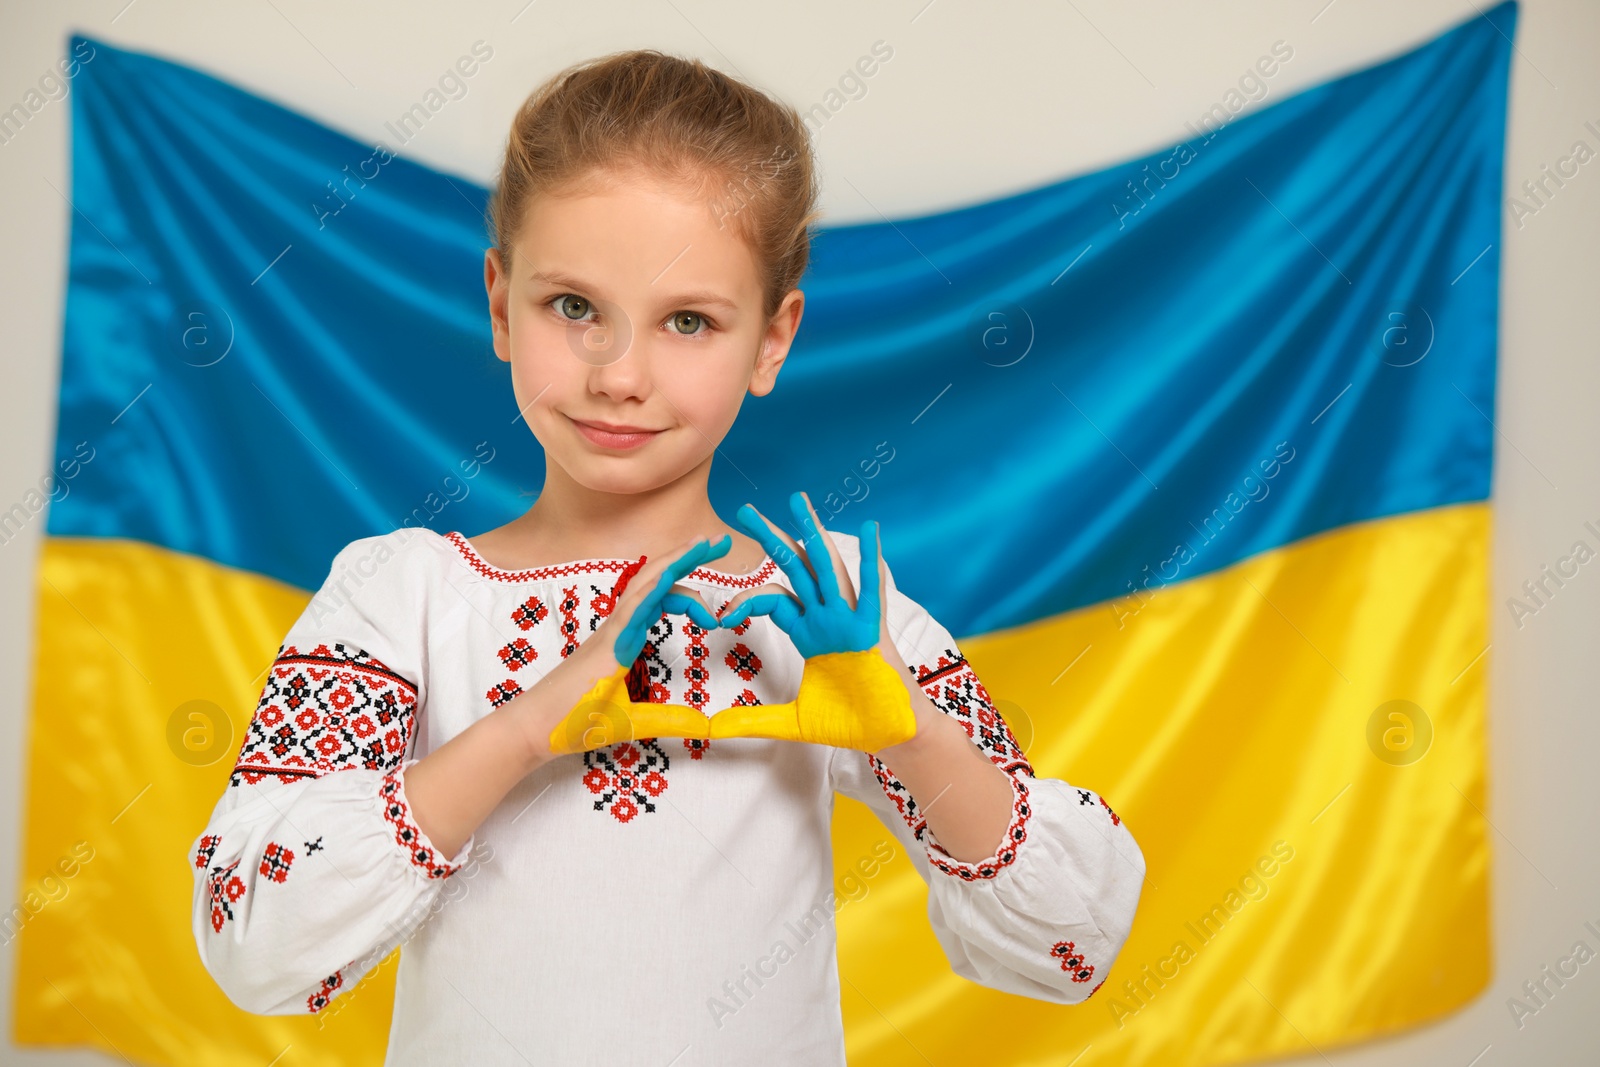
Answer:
[1, 1, 1595, 1063]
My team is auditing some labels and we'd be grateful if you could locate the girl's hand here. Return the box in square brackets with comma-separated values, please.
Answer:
[709, 491, 918, 753]
[535, 536, 730, 758]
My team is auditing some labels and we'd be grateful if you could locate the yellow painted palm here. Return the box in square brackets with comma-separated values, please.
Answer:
[709, 494, 916, 752]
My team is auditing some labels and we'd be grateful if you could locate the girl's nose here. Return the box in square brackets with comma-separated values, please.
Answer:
[567, 295, 637, 369]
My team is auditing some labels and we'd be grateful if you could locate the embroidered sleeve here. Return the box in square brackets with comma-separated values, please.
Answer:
[828, 539, 1146, 1005]
[189, 533, 476, 1016]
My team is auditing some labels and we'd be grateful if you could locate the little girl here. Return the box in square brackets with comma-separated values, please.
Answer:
[190, 49, 1144, 1065]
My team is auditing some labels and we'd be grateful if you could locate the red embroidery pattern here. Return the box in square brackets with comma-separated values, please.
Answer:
[582, 740, 670, 823]
[444, 530, 640, 585]
[231, 643, 417, 787]
[206, 859, 245, 932]
[867, 756, 919, 840]
[307, 970, 344, 1013]
[684, 621, 713, 713]
[583, 571, 638, 642]
[868, 645, 1034, 848]
[557, 585, 583, 658]
[378, 766, 466, 878]
[677, 616, 764, 760]
[691, 557, 780, 588]
[624, 614, 676, 704]
[917, 649, 1032, 775]
[488, 601, 544, 711]
[194, 834, 221, 870]
[486, 679, 523, 709]
[497, 637, 537, 672]
[926, 775, 1034, 881]
[442, 530, 774, 588]
[1077, 789, 1123, 827]
[588, 579, 622, 623]
[1051, 940, 1096, 984]
[1086, 979, 1106, 999]
[452, 533, 773, 592]
[511, 594, 549, 631]
[260, 841, 295, 883]
[724, 640, 762, 683]
[610, 556, 647, 599]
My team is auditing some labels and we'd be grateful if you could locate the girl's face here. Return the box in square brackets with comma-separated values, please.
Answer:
[485, 166, 803, 496]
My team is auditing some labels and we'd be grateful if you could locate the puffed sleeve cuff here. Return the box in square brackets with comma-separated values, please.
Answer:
[193, 761, 479, 1015]
[922, 772, 1034, 882]
[909, 774, 1146, 1002]
[380, 758, 475, 880]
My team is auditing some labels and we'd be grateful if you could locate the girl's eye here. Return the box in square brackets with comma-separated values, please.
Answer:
[670, 311, 707, 336]
[553, 294, 593, 321]
[549, 295, 710, 336]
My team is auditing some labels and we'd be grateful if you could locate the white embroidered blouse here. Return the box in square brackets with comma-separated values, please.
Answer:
[189, 525, 1145, 1065]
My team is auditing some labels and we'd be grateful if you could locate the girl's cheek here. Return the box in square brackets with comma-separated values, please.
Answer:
[512, 328, 583, 398]
[514, 320, 559, 371]
[675, 360, 746, 430]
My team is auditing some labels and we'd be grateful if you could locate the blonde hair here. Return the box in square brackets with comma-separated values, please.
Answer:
[488, 49, 822, 322]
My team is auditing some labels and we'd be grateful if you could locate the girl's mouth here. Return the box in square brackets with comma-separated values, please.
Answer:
[568, 416, 663, 451]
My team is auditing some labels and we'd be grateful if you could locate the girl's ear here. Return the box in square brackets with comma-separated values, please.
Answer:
[484, 247, 511, 364]
[749, 289, 804, 396]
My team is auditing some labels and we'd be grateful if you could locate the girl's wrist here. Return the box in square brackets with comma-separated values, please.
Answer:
[501, 658, 620, 772]
[500, 674, 580, 774]
[870, 686, 943, 762]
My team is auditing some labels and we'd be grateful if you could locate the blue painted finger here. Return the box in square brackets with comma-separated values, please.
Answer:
[661, 591, 721, 631]
[857, 519, 882, 632]
[719, 592, 802, 632]
[790, 491, 842, 604]
[649, 534, 730, 601]
[735, 503, 818, 606]
[612, 535, 731, 666]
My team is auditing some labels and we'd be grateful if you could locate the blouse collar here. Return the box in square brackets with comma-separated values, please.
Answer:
[442, 529, 783, 589]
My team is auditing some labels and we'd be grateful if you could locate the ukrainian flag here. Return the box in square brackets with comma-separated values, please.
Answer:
[14, 5, 1513, 1064]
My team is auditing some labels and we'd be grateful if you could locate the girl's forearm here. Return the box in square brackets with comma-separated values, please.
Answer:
[401, 675, 575, 860]
[874, 689, 1015, 863]
[403, 651, 1017, 863]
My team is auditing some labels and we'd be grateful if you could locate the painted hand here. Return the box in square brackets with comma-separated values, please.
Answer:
[546, 537, 729, 756]
[709, 491, 917, 753]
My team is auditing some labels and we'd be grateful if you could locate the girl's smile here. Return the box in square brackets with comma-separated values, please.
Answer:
[566, 414, 664, 450]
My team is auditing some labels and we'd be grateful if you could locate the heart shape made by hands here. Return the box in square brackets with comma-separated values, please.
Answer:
[547, 646, 916, 755]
